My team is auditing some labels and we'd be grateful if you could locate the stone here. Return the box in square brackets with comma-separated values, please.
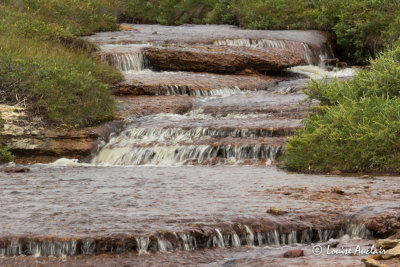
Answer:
[381, 244, 400, 260]
[266, 207, 288, 215]
[376, 239, 400, 250]
[0, 104, 122, 164]
[324, 58, 347, 68]
[331, 170, 342, 175]
[332, 187, 345, 195]
[360, 175, 371, 179]
[119, 25, 138, 31]
[3, 167, 30, 173]
[283, 249, 304, 258]
[117, 71, 280, 96]
[361, 255, 385, 267]
[143, 45, 305, 73]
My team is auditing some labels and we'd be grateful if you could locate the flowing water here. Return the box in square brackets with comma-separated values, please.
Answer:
[1, 24, 395, 266]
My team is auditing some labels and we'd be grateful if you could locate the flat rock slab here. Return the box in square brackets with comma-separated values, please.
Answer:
[85, 24, 332, 49]
[143, 45, 305, 73]
[117, 71, 282, 95]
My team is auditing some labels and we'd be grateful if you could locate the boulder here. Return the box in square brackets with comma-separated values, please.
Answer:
[267, 207, 288, 215]
[381, 244, 400, 260]
[283, 249, 304, 258]
[143, 45, 305, 73]
[3, 167, 30, 173]
[376, 239, 400, 250]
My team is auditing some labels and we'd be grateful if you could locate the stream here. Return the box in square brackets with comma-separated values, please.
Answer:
[1, 24, 397, 266]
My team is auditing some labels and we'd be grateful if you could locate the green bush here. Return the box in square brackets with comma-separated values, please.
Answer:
[283, 46, 400, 173]
[0, 35, 121, 127]
[0, 114, 14, 163]
[0, 2, 122, 127]
[0, 145, 14, 163]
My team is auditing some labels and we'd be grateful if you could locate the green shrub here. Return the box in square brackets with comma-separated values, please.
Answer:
[0, 145, 14, 163]
[0, 35, 121, 127]
[0, 2, 123, 127]
[283, 46, 400, 173]
[0, 114, 13, 163]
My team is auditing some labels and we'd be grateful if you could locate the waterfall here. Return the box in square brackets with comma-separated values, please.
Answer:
[109, 52, 148, 72]
[135, 237, 150, 255]
[214, 39, 287, 49]
[161, 85, 245, 97]
[244, 225, 255, 246]
[0, 222, 376, 257]
[231, 231, 241, 247]
[157, 239, 173, 251]
[212, 229, 225, 248]
[93, 144, 282, 166]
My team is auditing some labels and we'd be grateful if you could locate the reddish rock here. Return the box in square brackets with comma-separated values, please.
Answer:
[143, 45, 305, 73]
[332, 187, 345, 195]
[331, 170, 342, 175]
[324, 58, 348, 68]
[3, 167, 30, 173]
[116, 71, 281, 96]
[267, 207, 288, 215]
[283, 249, 304, 258]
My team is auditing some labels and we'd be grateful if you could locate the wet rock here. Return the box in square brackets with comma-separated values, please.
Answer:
[361, 255, 385, 267]
[0, 104, 123, 164]
[376, 239, 400, 250]
[117, 71, 280, 96]
[324, 58, 348, 68]
[266, 207, 288, 215]
[143, 45, 305, 73]
[332, 187, 345, 195]
[381, 244, 400, 260]
[119, 25, 138, 31]
[3, 167, 30, 173]
[283, 249, 304, 258]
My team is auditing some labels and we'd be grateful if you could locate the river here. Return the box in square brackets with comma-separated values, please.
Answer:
[1, 24, 397, 266]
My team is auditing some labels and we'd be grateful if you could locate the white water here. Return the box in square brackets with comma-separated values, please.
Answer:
[162, 85, 246, 97]
[110, 53, 148, 72]
[93, 144, 281, 166]
[136, 237, 150, 255]
[289, 65, 357, 79]
[214, 38, 287, 49]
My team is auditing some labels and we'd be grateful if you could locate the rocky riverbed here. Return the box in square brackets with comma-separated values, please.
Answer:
[1, 24, 398, 266]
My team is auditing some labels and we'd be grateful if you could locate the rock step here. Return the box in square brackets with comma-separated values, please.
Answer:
[105, 136, 288, 148]
[85, 24, 334, 66]
[143, 45, 305, 73]
[115, 71, 282, 96]
[93, 142, 284, 166]
[0, 219, 372, 257]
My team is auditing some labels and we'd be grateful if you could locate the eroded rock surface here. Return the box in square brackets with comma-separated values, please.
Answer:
[143, 45, 305, 73]
[0, 104, 120, 163]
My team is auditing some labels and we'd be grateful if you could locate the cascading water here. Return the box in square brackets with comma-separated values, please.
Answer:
[109, 52, 148, 72]
[213, 38, 288, 49]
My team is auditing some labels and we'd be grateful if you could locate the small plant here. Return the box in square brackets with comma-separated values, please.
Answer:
[0, 145, 14, 163]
